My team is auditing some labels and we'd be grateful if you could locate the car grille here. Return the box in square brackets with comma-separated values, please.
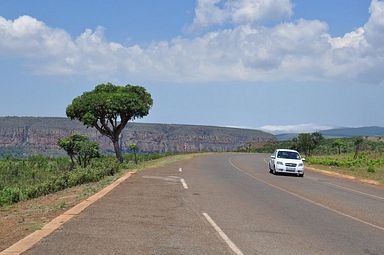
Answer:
[285, 163, 297, 167]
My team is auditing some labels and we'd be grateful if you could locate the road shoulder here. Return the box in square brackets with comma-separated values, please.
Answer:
[306, 165, 382, 186]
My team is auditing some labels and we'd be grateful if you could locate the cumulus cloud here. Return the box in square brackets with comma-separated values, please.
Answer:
[259, 123, 334, 134]
[0, 0, 384, 84]
[0, 15, 127, 77]
[188, 0, 293, 30]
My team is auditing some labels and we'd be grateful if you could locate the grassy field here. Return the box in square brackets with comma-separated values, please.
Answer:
[0, 153, 178, 207]
[307, 152, 384, 183]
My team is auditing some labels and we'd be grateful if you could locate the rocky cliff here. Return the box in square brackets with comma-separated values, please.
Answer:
[0, 117, 274, 157]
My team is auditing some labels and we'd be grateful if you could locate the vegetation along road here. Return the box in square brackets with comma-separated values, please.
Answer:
[14, 153, 384, 254]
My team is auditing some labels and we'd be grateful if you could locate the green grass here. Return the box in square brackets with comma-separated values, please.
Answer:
[29, 223, 44, 231]
[307, 152, 384, 183]
[0, 153, 175, 207]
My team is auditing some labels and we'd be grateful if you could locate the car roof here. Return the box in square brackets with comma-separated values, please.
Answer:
[276, 149, 299, 153]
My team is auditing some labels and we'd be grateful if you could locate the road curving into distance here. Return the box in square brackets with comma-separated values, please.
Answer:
[184, 153, 384, 254]
[21, 153, 384, 255]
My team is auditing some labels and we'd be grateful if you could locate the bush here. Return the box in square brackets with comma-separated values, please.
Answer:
[0, 187, 24, 206]
[367, 165, 376, 173]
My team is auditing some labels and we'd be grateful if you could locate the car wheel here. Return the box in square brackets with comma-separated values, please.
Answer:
[273, 165, 277, 175]
[268, 163, 273, 173]
[298, 173, 304, 177]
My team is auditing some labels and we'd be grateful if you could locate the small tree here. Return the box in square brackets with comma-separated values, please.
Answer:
[66, 83, 153, 163]
[290, 137, 299, 151]
[353, 136, 364, 159]
[129, 143, 138, 164]
[76, 139, 100, 167]
[311, 132, 324, 148]
[296, 132, 324, 155]
[332, 139, 344, 154]
[58, 134, 83, 168]
[58, 134, 99, 168]
[297, 133, 313, 155]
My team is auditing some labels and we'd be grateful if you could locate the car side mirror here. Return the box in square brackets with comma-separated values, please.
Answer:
[270, 155, 275, 159]
[302, 158, 305, 161]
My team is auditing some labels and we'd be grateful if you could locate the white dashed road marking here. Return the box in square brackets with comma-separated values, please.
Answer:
[202, 212, 244, 255]
[179, 167, 183, 172]
[180, 178, 188, 189]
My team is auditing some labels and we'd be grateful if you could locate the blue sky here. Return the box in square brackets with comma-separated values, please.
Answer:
[0, 0, 383, 134]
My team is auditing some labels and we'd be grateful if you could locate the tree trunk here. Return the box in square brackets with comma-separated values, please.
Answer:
[69, 155, 75, 170]
[134, 150, 137, 164]
[113, 139, 123, 163]
[354, 144, 360, 159]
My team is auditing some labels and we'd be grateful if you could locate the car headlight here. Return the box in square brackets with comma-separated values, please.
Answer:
[298, 163, 304, 167]
[277, 161, 283, 165]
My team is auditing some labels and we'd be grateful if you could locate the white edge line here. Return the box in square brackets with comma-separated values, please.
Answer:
[325, 182, 384, 201]
[202, 212, 244, 255]
[228, 158, 384, 232]
[180, 178, 188, 189]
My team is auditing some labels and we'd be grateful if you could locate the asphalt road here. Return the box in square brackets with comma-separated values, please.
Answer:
[25, 153, 384, 255]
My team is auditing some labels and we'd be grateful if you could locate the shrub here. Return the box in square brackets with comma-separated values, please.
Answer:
[0, 153, 168, 207]
[367, 165, 376, 173]
[0, 187, 24, 206]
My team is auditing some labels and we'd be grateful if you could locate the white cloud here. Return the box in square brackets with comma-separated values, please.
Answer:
[0, 0, 384, 84]
[188, 0, 293, 30]
[0, 15, 133, 78]
[259, 123, 334, 134]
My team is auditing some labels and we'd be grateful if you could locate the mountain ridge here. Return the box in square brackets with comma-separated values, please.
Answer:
[0, 116, 274, 157]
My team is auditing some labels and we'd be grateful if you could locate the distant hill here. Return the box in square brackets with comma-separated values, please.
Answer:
[321, 126, 384, 138]
[275, 126, 384, 141]
[0, 117, 274, 157]
[274, 133, 299, 141]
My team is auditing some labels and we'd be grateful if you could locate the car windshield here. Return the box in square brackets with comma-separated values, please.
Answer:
[277, 151, 300, 160]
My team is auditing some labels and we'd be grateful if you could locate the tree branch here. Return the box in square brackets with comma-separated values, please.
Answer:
[94, 123, 113, 140]
[108, 116, 115, 129]
[99, 117, 113, 135]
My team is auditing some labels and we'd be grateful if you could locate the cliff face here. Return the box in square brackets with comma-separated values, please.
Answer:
[0, 117, 275, 157]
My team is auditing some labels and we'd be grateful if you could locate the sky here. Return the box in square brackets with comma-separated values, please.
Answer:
[0, 0, 383, 134]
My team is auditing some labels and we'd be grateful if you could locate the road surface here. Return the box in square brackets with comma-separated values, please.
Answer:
[24, 153, 384, 254]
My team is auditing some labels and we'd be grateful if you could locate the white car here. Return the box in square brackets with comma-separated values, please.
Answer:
[269, 149, 305, 177]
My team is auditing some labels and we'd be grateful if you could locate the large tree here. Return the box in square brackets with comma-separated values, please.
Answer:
[66, 83, 153, 163]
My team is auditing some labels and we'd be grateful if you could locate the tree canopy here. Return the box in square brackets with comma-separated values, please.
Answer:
[66, 83, 153, 162]
[295, 132, 324, 156]
[332, 139, 344, 154]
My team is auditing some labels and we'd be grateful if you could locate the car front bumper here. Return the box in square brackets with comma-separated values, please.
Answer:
[275, 166, 304, 174]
